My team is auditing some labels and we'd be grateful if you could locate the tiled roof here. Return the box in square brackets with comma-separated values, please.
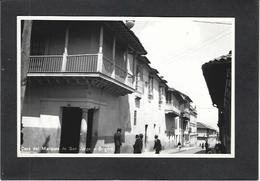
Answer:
[138, 56, 151, 64]
[202, 51, 231, 67]
[202, 51, 232, 108]
[197, 122, 216, 131]
[174, 90, 193, 103]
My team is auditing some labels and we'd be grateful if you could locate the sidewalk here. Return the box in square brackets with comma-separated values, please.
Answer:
[143, 146, 198, 154]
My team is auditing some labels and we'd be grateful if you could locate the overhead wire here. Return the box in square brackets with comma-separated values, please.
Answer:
[158, 28, 231, 64]
[162, 29, 232, 65]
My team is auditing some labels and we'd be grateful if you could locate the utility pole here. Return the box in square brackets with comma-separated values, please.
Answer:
[21, 20, 32, 111]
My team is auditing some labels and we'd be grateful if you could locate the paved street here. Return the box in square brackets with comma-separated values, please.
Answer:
[143, 146, 207, 154]
[167, 147, 205, 154]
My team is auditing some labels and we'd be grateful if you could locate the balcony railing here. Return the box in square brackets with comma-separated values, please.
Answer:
[66, 54, 98, 72]
[29, 55, 63, 72]
[102, 56, 114, 75]
[28, 54, 133, 88]
[165, 103, 181, 115]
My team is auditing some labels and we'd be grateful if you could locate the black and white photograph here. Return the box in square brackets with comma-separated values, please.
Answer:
[18, 17, 234, 157]
[1, 0, 258, 180]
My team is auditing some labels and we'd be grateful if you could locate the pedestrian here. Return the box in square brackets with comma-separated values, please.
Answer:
[114, 128, 122, 154]
[133, 134, 140, 153]
[153, 135, 162, 154]
[139, 134, 143, 153]
[201, 142, 204, 149]
[205, 140, 209, 153]
[177, 142, 181, 150]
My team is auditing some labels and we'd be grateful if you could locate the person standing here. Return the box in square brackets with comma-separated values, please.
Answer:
[133, 135, 140, 153]
[205, 140, 209, 153]
[139, 134, 143, 153]
[114, 128, 122, 154]
[153, 135, 162, 154]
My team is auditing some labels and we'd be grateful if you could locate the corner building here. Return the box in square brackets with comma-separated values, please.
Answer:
[21, 20, 197, 154]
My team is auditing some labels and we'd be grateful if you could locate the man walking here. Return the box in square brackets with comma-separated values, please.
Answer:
[153, 135, 162, 154]
[114, 128, 122, 153]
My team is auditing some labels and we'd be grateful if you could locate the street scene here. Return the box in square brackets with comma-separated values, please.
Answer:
[19, 17, 233, 156]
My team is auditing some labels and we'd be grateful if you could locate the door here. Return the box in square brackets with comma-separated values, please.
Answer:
[59, 107, 82, 153]
[85, 109, 94, 153]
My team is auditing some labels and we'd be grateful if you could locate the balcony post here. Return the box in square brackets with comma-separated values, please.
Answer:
[111, 35, 116, 78]
[177, 117, 180, 140]
[125, 47, 129, 84]
[97, 26, 104, 72]
[133, 53, 136, 89]
[61, 27, 69, 72]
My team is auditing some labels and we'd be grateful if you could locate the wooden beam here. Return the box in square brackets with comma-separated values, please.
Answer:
[21, 20, 33, 111]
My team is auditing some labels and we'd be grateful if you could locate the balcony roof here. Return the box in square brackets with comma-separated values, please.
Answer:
[104, 21, 147, 55]
[137, 55, 151, 64]
[167, 87, 193, 103]
[202, 51, 231, 108]
[27, 73, 135, 96]
[197, 122, 217, 131]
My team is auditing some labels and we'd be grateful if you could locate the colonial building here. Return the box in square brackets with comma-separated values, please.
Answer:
[197, 122, 218, 148]
[202, 51, 231, 153]
[189, 104, 198, 146]
[21, 20, 197, 154]
[164, 88, 197, 147]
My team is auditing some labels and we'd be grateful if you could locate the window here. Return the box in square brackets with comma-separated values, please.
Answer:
[134, 110, 137, 126]
[115, 42, 127, 78]
[159, 87, 164, 104]
[135, 97, 141, 108]
[135, 65, 144, 93]
[148, 76, 153, 99]
[127, 53, 134, 75]
[103, 29, 113, 60]
[166, 92, 172, 104]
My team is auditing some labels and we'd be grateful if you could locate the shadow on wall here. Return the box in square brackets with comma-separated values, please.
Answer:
[165, 114, 176, 137]
[39, 135, 50, 153]
[119, 95, 132, 135]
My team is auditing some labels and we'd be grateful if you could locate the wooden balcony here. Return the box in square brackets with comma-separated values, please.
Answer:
[165, 103, 181, 116]
[27, 54, 135, 95]
[181, 112, 190, 120]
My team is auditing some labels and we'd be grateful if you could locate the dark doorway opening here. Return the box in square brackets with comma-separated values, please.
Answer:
[59, 107, 82, 153]
[85, 109, 94, 153]
[144, 124, 148, 147]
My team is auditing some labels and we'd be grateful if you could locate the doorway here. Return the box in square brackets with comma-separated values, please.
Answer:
[144, 124, 148, 147]
[59, 107, 82, 153]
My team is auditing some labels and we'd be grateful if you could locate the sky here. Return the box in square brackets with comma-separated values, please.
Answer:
[131, 18, 234, 130]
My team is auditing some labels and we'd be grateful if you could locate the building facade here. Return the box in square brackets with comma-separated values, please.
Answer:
[202, 52, 231, 153]
[197, 122, 218, 148]
[21, 20, 197, 154]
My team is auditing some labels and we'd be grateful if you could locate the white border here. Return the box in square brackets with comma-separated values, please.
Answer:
[17, 16, 235, 158]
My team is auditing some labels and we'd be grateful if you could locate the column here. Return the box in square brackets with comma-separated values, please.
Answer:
[79, 111, 88, 153]
[61, 27, 69, 72]
[97, 26, 104, 72]
[111, 35, 116, 78]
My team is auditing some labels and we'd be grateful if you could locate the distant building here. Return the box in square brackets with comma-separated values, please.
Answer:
[202, 51, 231, 153]
[189, 104, 198, 146]
[165, 88, 197, 147]
[197, 122, 218, 147]
[21, 20, 197, 154]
